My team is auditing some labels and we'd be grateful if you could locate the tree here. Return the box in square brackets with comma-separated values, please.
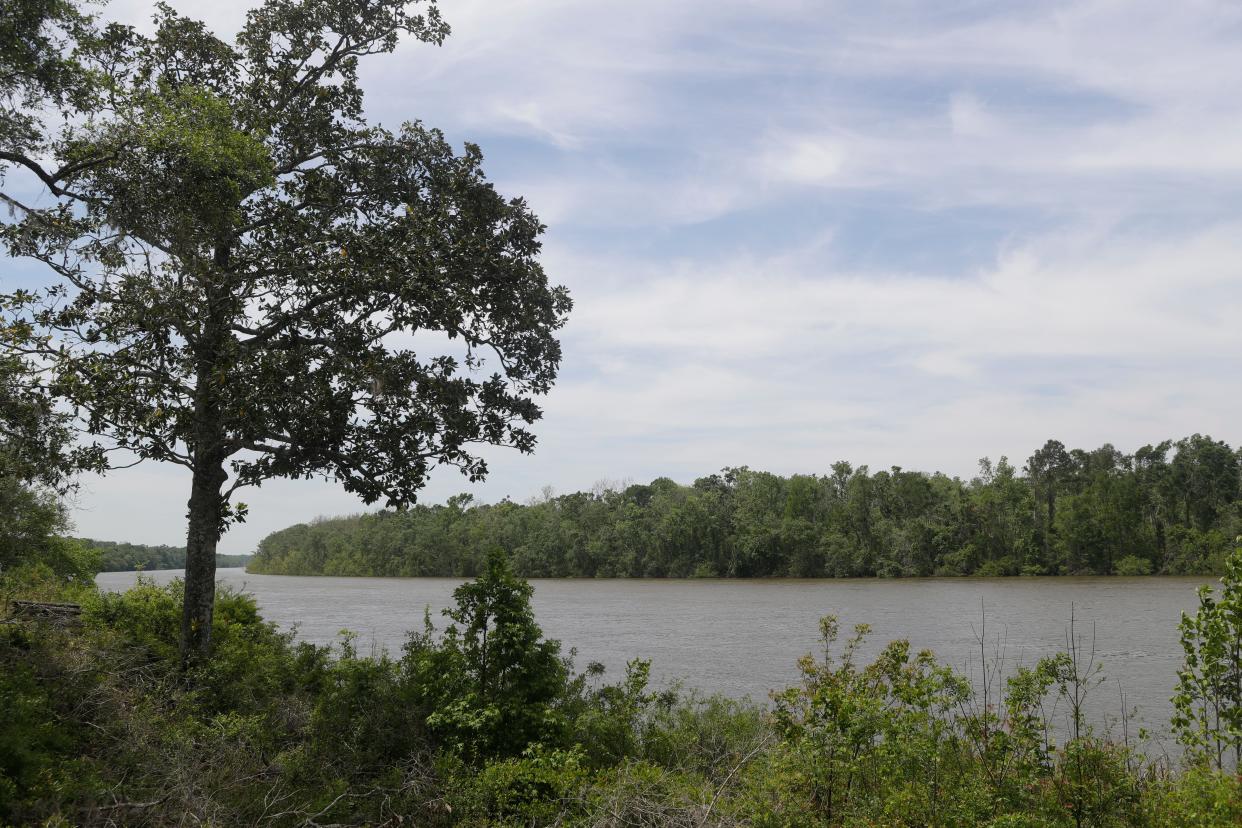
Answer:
[1, 321, 103, 582]
[1170, 435, 1239, 532]
[1025, 439, 1072, 571]
[1134, 441, 1174, 567]
[0, 348, 101, 494]
[1172, 546, 1242, 770]
[1, 0, 571, 659]
[0, 475, 99, 583]
[0, 0, 112, 163]
[413, 548, 569, 760]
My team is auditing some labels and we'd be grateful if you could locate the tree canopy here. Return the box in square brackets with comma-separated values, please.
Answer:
[249, 434, 1242, 579]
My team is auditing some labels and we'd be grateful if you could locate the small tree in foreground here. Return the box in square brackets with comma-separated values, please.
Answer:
[0, 0, 571, 659]
[1172, 545, 1242, 770]
[408, 549, 569, 761]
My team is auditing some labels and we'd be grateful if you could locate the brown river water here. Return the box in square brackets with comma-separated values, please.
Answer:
[95, 569, 1215, 756]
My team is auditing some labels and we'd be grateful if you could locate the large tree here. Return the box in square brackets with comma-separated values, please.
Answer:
[1170, 434, 1240, 532]
[1024, 438, 1072, 570]
[0, 0, 571, 658]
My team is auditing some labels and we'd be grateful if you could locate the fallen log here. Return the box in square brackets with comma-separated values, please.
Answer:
[8, 600, 83, 625]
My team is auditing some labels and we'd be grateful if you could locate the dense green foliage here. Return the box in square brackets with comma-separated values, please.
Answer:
[250, 435, 1242, 578]
[0, 356, 101, 585]
[2, 546, 1240, 826]
[1172, 548, 1242, 770]
[0, 486, 97, 584]
[415, 549, 572, 760]
[1, 310, 106, 586]
[78, 538, 250, 572]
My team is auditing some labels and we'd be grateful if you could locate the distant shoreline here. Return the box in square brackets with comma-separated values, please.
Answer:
[78, 538, 252, 573]
[236, 568, 1217, 582]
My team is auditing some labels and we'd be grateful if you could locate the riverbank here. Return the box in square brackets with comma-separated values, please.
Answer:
[6, 555, 1239, 826]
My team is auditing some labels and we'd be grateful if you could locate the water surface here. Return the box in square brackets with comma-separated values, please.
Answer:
[96, 569, 1213, 753]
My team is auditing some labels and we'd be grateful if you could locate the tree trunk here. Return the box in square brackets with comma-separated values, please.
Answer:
[1155, 519, 1166, 570]
[1045, 486, 1055, 567]
[181, 243, 233, 662]
[181, 454, 227, 661]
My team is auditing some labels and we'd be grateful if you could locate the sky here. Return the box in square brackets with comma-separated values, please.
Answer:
[11, 0, 1242, 552]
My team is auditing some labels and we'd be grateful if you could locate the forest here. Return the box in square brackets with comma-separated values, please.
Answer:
[83, 539, 250, 572]
[248, 435, 1242, 579]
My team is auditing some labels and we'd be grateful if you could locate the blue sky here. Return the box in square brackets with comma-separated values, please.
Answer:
[22, 0, 1242, 552]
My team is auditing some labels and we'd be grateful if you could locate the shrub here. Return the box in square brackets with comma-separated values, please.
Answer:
[449, 746, 587, 826]
[1115, 555, 1153, 576]
[404, 549, 571, 762]
[1172, 546, 1242, 770]
[1142, 766, 1242, 827]
[1163, 527, 1232, 574]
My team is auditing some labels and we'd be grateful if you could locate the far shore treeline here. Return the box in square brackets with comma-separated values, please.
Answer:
[82, 539, 250, 572]
[248, 434, 1241, 579]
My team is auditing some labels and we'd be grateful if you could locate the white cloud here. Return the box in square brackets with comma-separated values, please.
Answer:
[760, 135, 847, 186]
[605, 256, 1184, 366]
[552, 217, 1242, 449]
[948, 93, 996, 138]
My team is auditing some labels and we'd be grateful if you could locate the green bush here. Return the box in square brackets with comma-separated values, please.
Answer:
[449, 746, 587, 826]
[1163, 527, 1232, 574]
[406, 549, 572, 762]
[1172, 547, 1242, 770]
[0, 628, 81, 812]
[1142, 767, 1242, 827]
[1115, 554, 1154, 575]
[976, 556, 1020, 577]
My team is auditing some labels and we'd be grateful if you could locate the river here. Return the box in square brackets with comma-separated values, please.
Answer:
[96, 569, 1215, 755]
